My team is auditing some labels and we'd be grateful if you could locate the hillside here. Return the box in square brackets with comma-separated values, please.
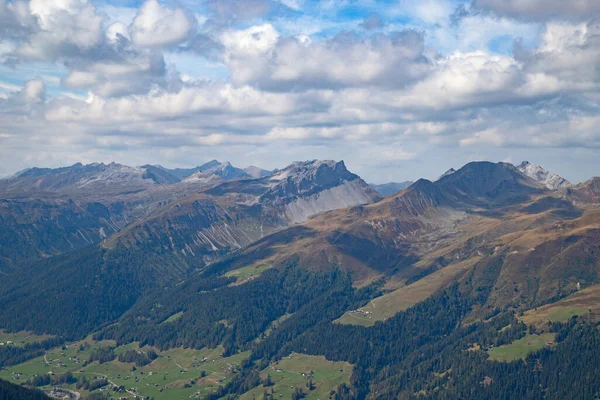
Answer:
[0, 160, 273, 270]
[0, 160, 599, 400]
[0, 160, 380, 337]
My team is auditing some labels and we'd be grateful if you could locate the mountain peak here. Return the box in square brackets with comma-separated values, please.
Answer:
[268, 160, 355, 187]
[198, 160, 222, 171]
[437, 161, 546, 207]
[516, 161, 571, 190]
[182, 161, 250, 183]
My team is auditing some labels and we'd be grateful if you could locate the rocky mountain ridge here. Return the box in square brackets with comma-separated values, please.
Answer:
[517, 160, 571, 190]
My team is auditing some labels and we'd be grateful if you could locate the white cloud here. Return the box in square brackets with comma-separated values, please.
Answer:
[221, 25, 433, 91]
[23, 77, 45, 102]
[129, 0, 196, 48]
[521, 21, 600, 86]
[18, 0, 105, 60]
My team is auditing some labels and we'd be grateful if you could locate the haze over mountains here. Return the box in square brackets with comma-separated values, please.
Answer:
[1, 157, 599, 399]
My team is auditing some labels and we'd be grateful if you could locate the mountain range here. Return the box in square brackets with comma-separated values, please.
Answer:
[1, 158, 598, 399]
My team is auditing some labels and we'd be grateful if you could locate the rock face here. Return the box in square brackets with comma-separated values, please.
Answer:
[517, 161, 571, 190]
[369, 181, 414, 197]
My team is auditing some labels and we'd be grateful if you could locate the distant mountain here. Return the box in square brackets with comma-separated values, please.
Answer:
[244, 165, 273, 178]
[0, 161, 249, 271]
[0, 159, 381, 337]
[115, 160, 381, 254]
[517, 161, 571, 190]
[140, 165, 181, 184]
[0, 162, 161, 193]
[204, 161, 549, 282]
[369, 181, 414, 196]
[159, 160, 255, 181]
[436, 161, 545, 207]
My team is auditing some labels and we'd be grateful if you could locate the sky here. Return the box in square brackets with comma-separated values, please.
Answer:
[0, 0, 599, 183]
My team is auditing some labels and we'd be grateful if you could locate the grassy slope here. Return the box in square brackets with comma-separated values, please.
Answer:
[520, 283, 600, 326]
[335, 257, 480, 326]
[224, 264, 272, 285]
[487, 333, 556, 362]
[161, 312, 183, 324]
[0, 331, 54, 347]
[240, 353, 352, 400]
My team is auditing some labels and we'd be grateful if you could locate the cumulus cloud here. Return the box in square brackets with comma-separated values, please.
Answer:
[0, 0, 37, 40]
[62, 51, 167, 97]
[129, 0, 196, 48]
[22, 77, 45, 102]
[0, 77, 46, 119]
[473, 0, 600, 21]
[519, 20, 600, 86]
[221, 25, 433, 91]
[16, 0, 105, 61]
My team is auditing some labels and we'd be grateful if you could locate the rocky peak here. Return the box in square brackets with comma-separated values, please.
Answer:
[516, 161, 571, 190]
[437, 161, 546, 206]
[182, 161, 251, 184]
[198, 160, 222, 171]
[266, 160, 360, 197]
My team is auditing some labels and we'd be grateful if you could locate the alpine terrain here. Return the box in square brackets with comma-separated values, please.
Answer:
[0, 159, 599, 400]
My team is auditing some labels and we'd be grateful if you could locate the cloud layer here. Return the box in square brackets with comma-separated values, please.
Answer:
[0, 0, 599, 183]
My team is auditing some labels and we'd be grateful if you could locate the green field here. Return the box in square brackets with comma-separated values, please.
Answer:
[224, 264, 272, 283]
[487, 333, 556, 362]
[239, 353, 352, 400]
[0, 339, 249, 399]
[161, 311, 184, 324]
[0, 330, 55, 347]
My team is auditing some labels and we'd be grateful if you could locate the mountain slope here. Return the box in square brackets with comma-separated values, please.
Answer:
[209, 161, 596, 313]
[0, 161, 257, 269]
[0, 159, 380, 337]
[108, 160, 381, 256]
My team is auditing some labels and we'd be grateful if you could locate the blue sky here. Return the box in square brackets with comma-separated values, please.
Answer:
[0, 0, 599, 183]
